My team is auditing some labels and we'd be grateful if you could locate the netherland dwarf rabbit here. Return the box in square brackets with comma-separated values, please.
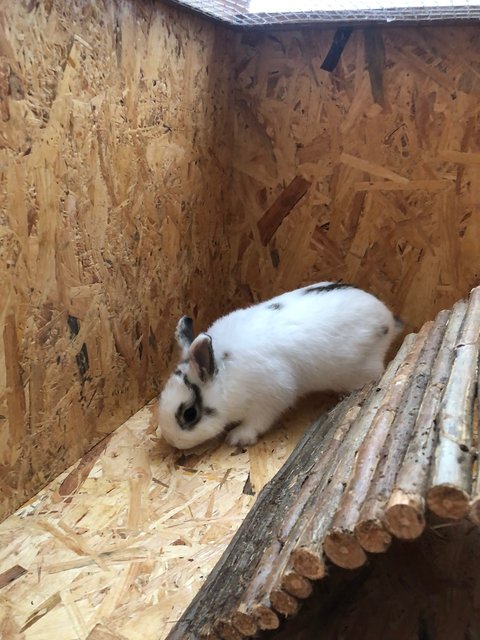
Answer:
[157, 282, 402, 449]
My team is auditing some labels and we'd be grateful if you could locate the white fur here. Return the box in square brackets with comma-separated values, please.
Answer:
[157, 283, 401, 449]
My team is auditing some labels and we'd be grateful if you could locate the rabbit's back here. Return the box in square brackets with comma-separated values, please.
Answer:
[208, 283, 397, 394]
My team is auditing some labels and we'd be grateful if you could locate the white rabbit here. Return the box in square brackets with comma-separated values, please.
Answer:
[157, 282, 402, 449]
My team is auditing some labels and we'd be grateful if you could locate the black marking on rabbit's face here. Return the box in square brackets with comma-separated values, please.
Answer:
[304, 282, 355, 295]
[204, 406, 218, 416]
[268, 303, 282, 310]
[175, 374, 203, 430]
[223, 420, 243, 433]
[175, 400, 201, 431]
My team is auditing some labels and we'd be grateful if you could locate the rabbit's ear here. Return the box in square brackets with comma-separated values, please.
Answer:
[175, 316, 194, 357]
[189, 333, 216, 382]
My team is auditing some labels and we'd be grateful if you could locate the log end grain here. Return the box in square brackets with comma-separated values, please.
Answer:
[468, 497, 480, 527]
[200, 630, 222, 640]
[384, 499, 426, 540]
[323, 529, 368, 569]
[355, 518, 392, 553]
[291, 547, 326, 580]
[252, 605, 280, 631]
[270, 589, 300, 617]
[213, 620, 243, 640]
[281, 570, 313, 599]
[427, 484, 470, 520]
[231, 611, 258, 638]
[386, 505, 426, 540]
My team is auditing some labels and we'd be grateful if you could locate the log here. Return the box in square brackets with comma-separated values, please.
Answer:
[290, 392, 389, 579]
[230, 612, 258, 638]
[166, 389, 355, 639]
[427, 287, 480, 520]
[251, 605, 280, 631]
[281, 571, 313, 599]
[231, 390, 370, 630]
[290, 333, 419, 575]
[269, 589, 300, 617]
[323, 327, 430, 569]
[355, 310, 450, 553]
[469, 392, 480, 526]
[384, 301, 468, 539]
[213, 621, 243, 640]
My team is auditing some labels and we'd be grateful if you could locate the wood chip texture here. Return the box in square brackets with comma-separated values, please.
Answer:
[2, 6, 480, 526]
[0, 0, 233, 519]
[0, 395, 332, 638]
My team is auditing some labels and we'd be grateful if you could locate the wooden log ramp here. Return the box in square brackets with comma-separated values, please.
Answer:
[166, 286, 480, 640]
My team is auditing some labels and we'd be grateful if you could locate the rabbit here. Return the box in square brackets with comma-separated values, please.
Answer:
[157, 282, 402, 450]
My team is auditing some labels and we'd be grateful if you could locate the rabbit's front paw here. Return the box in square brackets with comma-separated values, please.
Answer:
[225, 423, 259, 447]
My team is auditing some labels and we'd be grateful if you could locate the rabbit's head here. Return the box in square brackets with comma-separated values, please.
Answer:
[158, 317, 228, 449]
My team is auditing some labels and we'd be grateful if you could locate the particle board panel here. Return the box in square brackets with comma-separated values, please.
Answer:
[0, 394, 335, 639]
[0, 0, 233, 520]
[230, 26, 480, 328]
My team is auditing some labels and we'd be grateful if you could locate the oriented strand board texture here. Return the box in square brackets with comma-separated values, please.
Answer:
[0, 396, 331, 639]
[231, 26, 480, 326]
[0, 0, 232, 519]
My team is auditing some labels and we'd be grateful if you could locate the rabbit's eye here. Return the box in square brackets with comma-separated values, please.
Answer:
[183, 406, 198, 423]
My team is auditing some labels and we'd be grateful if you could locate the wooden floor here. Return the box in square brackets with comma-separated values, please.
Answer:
[0, 395, 336, 639]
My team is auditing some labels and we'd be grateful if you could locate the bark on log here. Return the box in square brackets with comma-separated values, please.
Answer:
[427, 288, 480, 520]
[232, 390, 370, 630]
[290, 334, 419, 575]
[166, 390, 357, 639]
[355, 311, 450, 553]
[469, 392, 480, 526]
[384, 301, 468, 539]
[292, 336, 416, 579]
[323, 329, 430, 569]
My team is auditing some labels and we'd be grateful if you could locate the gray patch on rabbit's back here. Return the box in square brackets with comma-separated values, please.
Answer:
[268, 302, 283, 310]
[303, 282, 355, 295]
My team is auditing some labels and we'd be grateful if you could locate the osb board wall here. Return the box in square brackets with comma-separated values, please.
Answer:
[3, 6, 480, 525]
[0, 398, 327, 638]
[0, 0, 232, 520]
[230, 26, 480, 328]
